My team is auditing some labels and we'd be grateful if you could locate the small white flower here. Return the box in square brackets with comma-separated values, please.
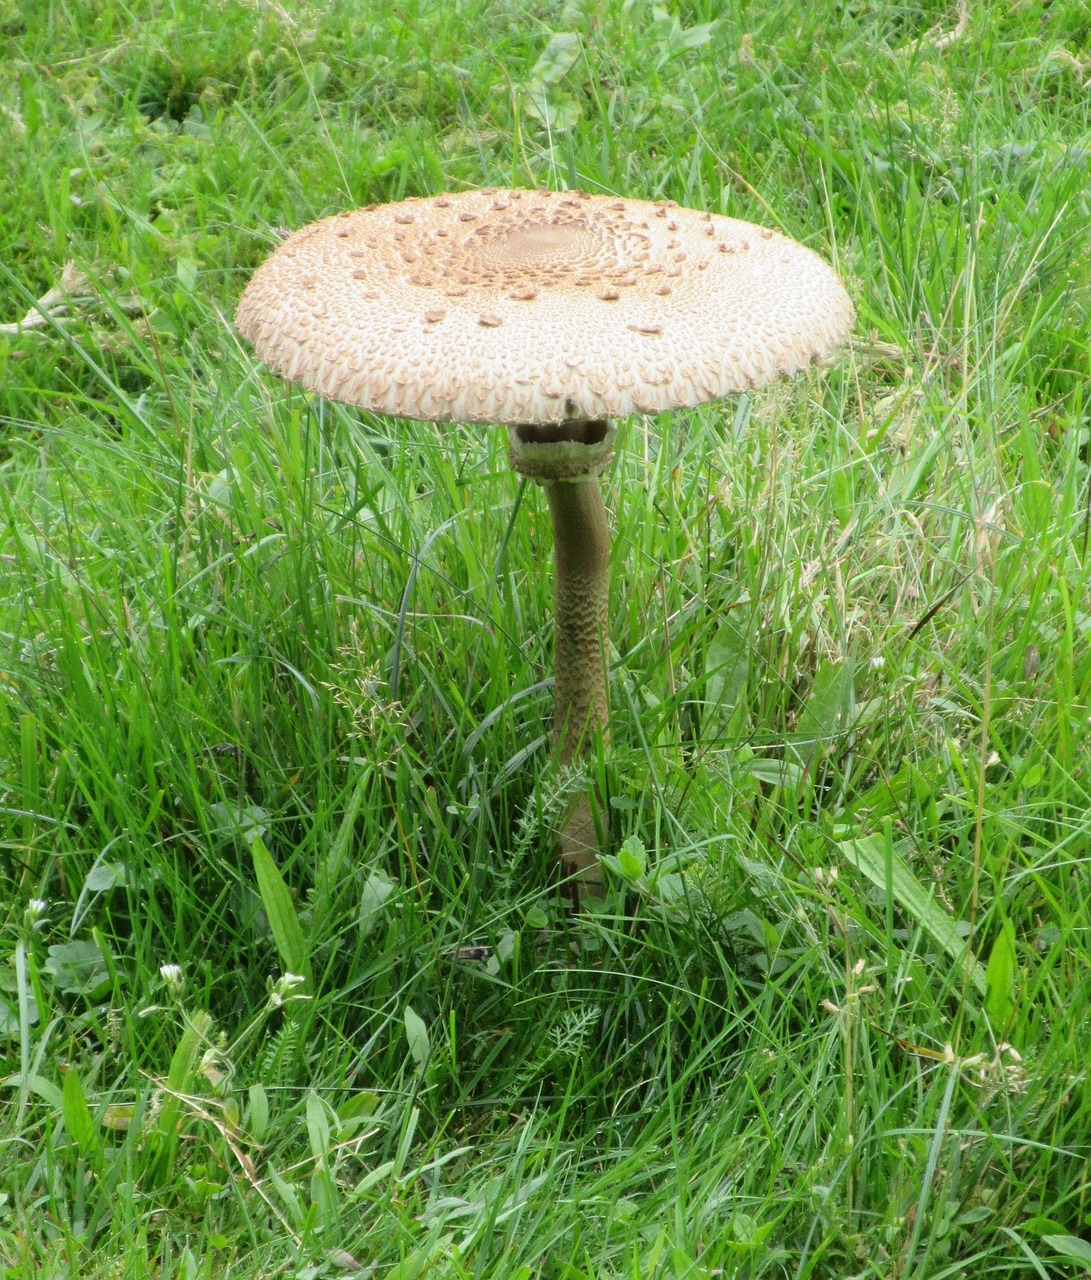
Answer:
[159, 963, 185, 994]
[870, 654, 886, 670]
[26, 898, 48, 926]
[267, 971, 307, 1009]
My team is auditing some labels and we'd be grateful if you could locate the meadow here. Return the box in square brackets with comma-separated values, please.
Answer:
[1, 0, 1090, 1276]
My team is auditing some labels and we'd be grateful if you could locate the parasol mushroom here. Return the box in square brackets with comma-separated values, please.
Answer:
[236, 189, 854, 895]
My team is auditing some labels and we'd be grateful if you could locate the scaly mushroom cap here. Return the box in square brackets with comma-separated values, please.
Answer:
[236, 189, 853, 424]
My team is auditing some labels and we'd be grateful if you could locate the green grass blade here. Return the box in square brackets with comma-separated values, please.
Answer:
[250, 836, 312, 987]
[838, 834, 987, 997]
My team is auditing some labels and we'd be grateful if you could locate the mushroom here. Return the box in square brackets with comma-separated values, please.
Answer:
[236, 190, 854, 895]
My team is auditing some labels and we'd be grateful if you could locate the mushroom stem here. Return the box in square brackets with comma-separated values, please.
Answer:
[545, 476, 611, 764]
[544, 475, 611, 886]
[507, 420, 616, 893]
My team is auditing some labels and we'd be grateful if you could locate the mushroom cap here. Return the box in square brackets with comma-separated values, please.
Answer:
[236, 189, 853, 425]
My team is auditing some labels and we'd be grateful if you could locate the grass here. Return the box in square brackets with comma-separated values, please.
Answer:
[2, 0, 1091, 1275]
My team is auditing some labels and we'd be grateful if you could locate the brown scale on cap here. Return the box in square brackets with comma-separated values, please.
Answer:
[236, 188, 853, 426]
